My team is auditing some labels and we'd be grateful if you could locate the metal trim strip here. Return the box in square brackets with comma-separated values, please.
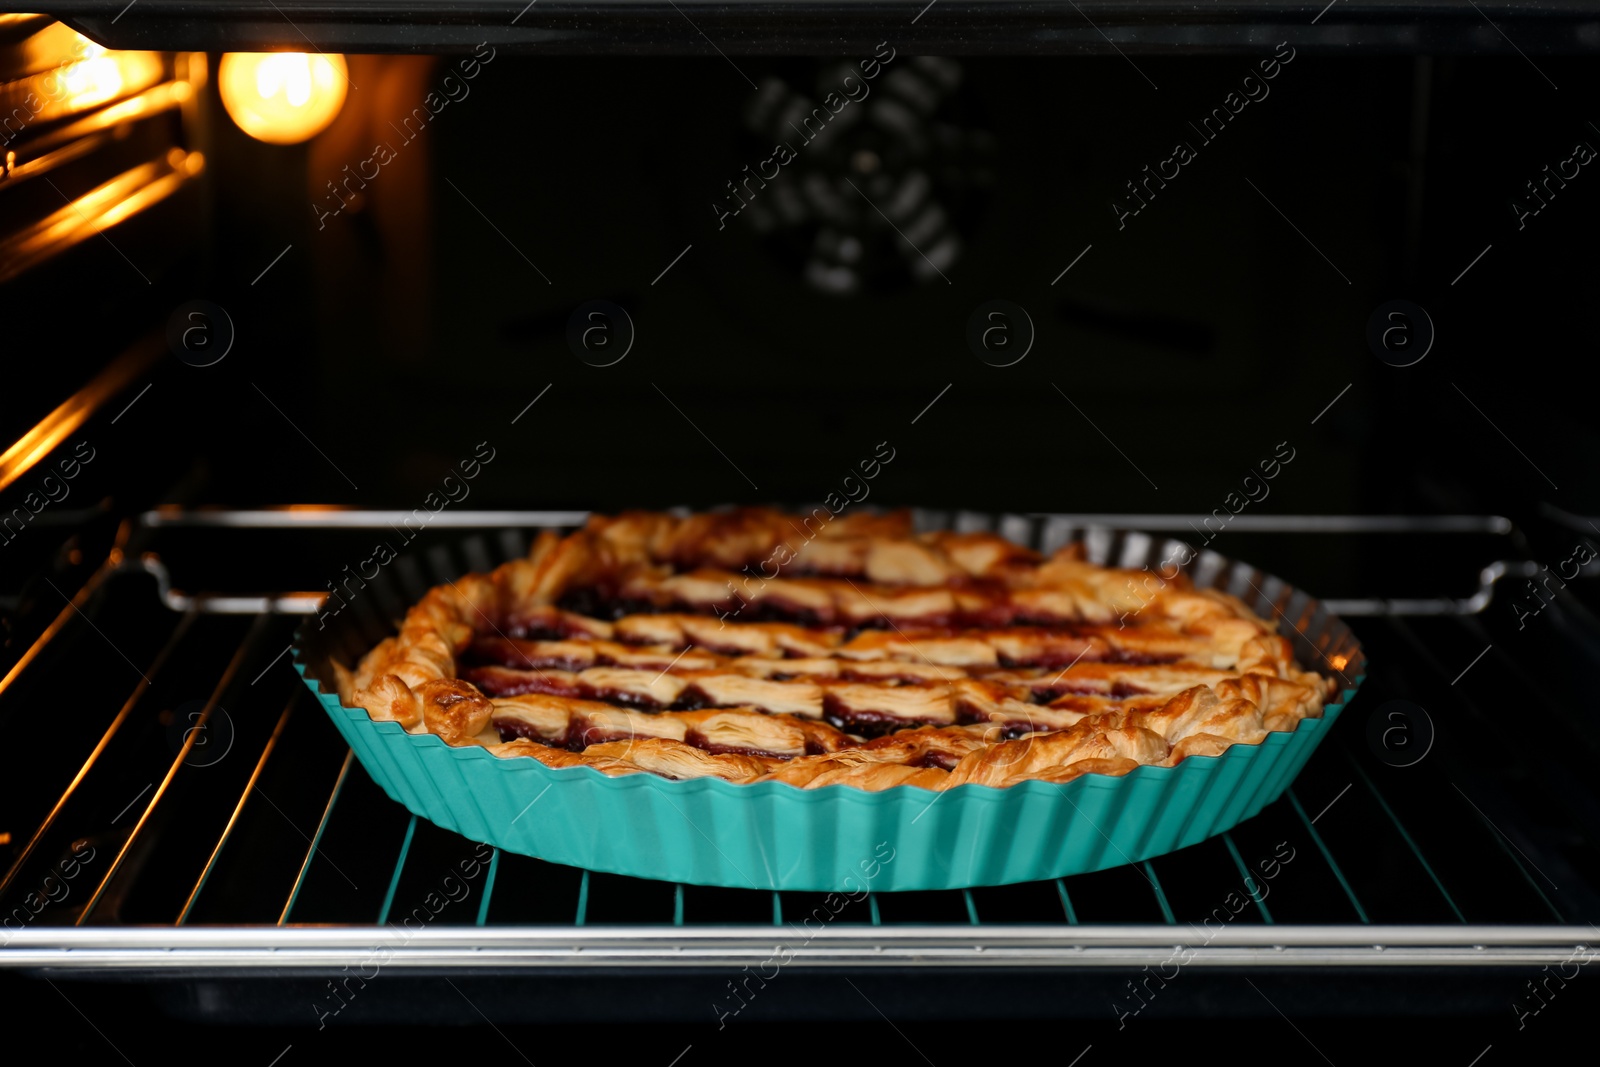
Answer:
[2, 924, 1592, 971]
[135, 509, 1508, 533]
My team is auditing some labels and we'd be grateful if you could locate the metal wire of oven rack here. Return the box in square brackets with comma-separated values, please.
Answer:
[2, 510, 1597, 1016]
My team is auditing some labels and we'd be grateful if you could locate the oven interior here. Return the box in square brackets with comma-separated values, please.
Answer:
[4, 1, 1600, 1055]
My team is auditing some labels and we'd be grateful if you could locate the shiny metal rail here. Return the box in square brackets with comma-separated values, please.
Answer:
[137, 508, 1509, 534]
[3, 925, 1591, 971]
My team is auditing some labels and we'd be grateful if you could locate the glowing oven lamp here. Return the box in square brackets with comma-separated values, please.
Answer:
[218, 52, 347, 144]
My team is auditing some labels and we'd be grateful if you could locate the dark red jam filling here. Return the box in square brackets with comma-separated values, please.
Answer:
[467, 637, 589, 672]
[1027, 680, 1147, 700]
[956, 703, 994, 724]
[554, 588, 663, 621]
[534, 585, 1122, 634]
[821, 698, 942, 738]
[666, 689, 715, 712]
[464, 666, 577, 699]
[842, 617, 947, 639]
[466, 665, 717, 710]
[683, 730, 798, 761]
[502, 623, 567, 642]
[493, 717, 567, 747]
[1040, 683, 1104, 697]
[564, 725, 647, 750]
[996, 650, 1086, 670]
[960, 605, 1022, 630]
[805, 734, 839, 756]
[499, 611, 604, 641]
[585, 687, 665, 709]
[721, 600, 831, 628]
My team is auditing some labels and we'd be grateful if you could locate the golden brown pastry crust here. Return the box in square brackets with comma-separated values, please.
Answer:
[338, 508, 1339, 790]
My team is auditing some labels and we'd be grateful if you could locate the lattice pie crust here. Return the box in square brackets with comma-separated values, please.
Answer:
[333, 509, 1337, 791]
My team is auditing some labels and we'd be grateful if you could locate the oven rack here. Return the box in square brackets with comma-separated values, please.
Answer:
[125, 506, 1579, 618]
[2, 510, 1597, 1020]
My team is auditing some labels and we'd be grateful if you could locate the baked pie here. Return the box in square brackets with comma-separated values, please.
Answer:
[334, 508, 1338, 791]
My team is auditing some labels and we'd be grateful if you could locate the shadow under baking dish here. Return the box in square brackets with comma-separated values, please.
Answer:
[292, 517, 1366, 891]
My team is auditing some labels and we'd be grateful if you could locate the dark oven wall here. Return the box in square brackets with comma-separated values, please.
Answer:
[7, 33, 1600, 1054]
[12, 51, 1600, 528]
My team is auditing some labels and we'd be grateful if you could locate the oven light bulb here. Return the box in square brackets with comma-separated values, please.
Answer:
[218, 52, 347, 144]
[61, 43, 125, 111]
